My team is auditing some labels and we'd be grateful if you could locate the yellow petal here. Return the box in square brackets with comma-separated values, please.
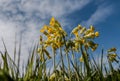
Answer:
[90, 25, 95, 32]
[79, 56, 84, 62]
[80, 27, 86, 34]
[95, 31, 99, 37]
[40, 25, 48, 33]
[50, 17, 55, 26]
[108, 47, 116, 52]
[49, 73, 55, 81]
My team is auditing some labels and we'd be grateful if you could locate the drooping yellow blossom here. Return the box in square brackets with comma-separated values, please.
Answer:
[108, 53, 117, 62]
[71, 24, 82, 37]
[80, 27, 86, 34]
[65, 75, 70, 81]
[37, 48, 51, 61]
[107, 47, 118, 62]
[79, 56, 84, 62]
[84, 29, 92, 36]
[49, 17, 62, 29]
[91, 44, 98, 51]
[84, 32, 95, 39]
[49, 17, 55, 26]
[40, 25, 48, 33]
[95, 31, 99, 37]
[81, 38, 85, 44]
[74, 42, 80, 51]
[87, 41, 98, 51]
[40, 17, 67, 50]
[108, 47, 117, 52]
[71, 24, 99, 52]
[90, 25, 95, 32]
[49, 73, 56, 81]
[47, 26, 55, 34]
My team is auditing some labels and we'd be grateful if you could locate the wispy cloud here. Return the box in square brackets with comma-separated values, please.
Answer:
[82, 3, 114, 27]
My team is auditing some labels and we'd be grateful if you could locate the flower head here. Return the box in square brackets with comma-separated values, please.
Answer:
[79, 56, 84, 62]
[40, 17, 67, 50]
[95, 31, 99, 37]
[108, 53, 117, 62]
[108, 47, 117, 52]
[71, 24, 99, 52]
[49, 17, 55, 26]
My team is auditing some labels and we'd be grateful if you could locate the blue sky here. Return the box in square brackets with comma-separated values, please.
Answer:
[0, 0, 120, 66]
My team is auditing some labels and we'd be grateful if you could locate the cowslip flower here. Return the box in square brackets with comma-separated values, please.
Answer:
[37, 48, 51, 61]
[71, 24, 99, 52]
[40, 17, 67, 50]
[49, 73, 56, 81]
[108, 53, 117, 62]
[79, 56, 84, 62]
[71, 24, 82, 37]
[49, 17, 55, 26]
[80, 27, 86, 34]
[40, 25, 48, 33]
[90, 25, 95, 32]
[108, 47, 116, 52]
[95, 31, 99, 37]
[84, 32, 95, 39]
[87, 41, 98, 51]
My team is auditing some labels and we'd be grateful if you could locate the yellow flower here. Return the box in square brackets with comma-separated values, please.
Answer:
[52, 43, 58, 50]
[81, 38, 85, 44]
[57, 42, 64, 47]
[65, 76, 70, 81]
[84, 32, 95, 39]
[84, 29, 92, 36]
[91, 44, 98, 51]
[72, 27, 79, 34]
[40, 25, 47, 33]
[95, 31, 99, 37]
[90, 25, 95, 32]
[43, 31, 49, 37]
[87, 41, 98, 51]
[47, 27, 54, 34]
[55, 20, 61, 27]
[74, 32, 79, 37]
[49, 73, 55, 81]
[77, 24, 82, 29]
[37, 48, 41, 53]
[72, 25, 82, 37]
[108, 47, 116, 52]
[79, 56, 84, 62]
[74, 42, 80, 51]
[80, 27, 86, 34]
[49, 17, 55, 26]
[40, 35, 42, 42]
[108, 53, 117, 62]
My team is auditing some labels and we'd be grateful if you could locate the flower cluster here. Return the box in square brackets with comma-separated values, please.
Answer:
[38, 17, 100, 63]
[107, 47, 118, 62]
[71, 25, 99, 52]
[37, 36, 51, 61]
[40, 17, 67, 50]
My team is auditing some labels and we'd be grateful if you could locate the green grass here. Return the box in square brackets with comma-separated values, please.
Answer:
[0, 38, 120, 81]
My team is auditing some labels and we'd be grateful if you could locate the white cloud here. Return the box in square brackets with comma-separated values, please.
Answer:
[82, 4, 114, 26]
[20, 0, 91, 18]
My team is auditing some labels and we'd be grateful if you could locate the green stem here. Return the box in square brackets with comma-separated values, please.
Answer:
[60, 47, 64, 81]
[66, 52, 71, 80]
[80, 45, 90, 77]
[52, 48, 56, 81]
